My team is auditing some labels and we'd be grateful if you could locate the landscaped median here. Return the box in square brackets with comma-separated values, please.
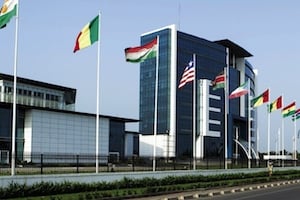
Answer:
[2, 169, 300, 199]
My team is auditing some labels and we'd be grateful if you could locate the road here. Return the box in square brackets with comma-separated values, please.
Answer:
[198, 183, 300, 200]
[129, 180, 300, 200]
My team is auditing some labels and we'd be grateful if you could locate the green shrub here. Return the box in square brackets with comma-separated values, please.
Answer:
[2, 170, 300, 199]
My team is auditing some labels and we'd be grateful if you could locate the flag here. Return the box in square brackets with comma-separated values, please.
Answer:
[178, 61, 194, 89]
[269, 96, 282, 112]
[73, 15, 99, 53]
[211, 71, 225, 90]
[251, 89, 269, 107]
[125, 38, 157, 63]
[292, 109, 300, 121]
[282, 101, 296, 118]
[229, 81, 248, 99]
[0, 0, 17, 29]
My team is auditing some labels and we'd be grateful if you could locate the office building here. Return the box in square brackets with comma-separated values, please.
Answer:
[0, 73, 138, 163]
[139, 25, 257, 160]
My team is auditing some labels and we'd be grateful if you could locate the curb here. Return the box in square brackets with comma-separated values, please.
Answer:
[157, 179, 300, 200]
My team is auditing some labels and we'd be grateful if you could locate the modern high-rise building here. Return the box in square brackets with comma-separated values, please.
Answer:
[139, 25, 258, 161]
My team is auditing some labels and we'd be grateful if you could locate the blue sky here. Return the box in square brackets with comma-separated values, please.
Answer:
[1, 0, 300, 152]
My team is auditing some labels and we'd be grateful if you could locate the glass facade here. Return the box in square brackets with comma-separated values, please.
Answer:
[176, 32, 225, 158]
[109, 120, 125, 158]
[139, 26, 257, 159]
[139, 29, 171, 135]
[0, 104, 25, 161]
[0, 74, 76, 111]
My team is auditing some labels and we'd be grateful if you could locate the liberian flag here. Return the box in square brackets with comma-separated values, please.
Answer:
[212, 71, 225, 90]
[229, 81, 248, 99]
[125, 38, 157, 63]
[269, 96, 282, 112]
[282, 101, 296, 118]
[251, 89, 269, 108]
[0, 0, 17, 29]
[73, 15, 99, 53]
[178, 61, 194, 89]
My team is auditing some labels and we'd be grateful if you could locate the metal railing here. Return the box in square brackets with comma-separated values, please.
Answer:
[1, 153, 299, 175]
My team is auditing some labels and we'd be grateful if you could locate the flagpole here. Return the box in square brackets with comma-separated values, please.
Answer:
[296, 117, 298, 162]
[278, 128, 280, 157]
[153, 35, 159, 171]
[293, 102, 297, 164]
[281, 95, 284, 167]
[192, 53, 196, 170]
[267, 100, 271, 167]
[224, 48, 229, 169]
[95, 12, 101, 173]
[11, 0, 19, 176]
[294, 118, 296, 162]
[248, 79, 251, 169]
[257, 128, 260, 157]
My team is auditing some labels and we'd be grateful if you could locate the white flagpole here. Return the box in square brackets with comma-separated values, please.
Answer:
[257, 128, 260, 156]
[224, 48, 229, 169]
[267, 97, 271, 167]
[278, 128, 281, 157]
[248, 80, 251, 169]
[295, 117, 298, 162]
[153, 35, 159, 171]
[293, 117, 297, 161]
[11, 0, 20, 176]
[281, 95, 284, 167]
[192, 53, 196, 170]
[95, 12, 101, 173]
[293, 104, 297, 163]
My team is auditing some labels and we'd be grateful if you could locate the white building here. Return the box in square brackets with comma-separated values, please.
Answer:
[0, 73, 138, 164]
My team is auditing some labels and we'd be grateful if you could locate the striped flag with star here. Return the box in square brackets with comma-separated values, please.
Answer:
[282, 101, 296, 118]
[292, 109, 300, 121]
[178, 61, 195, 89]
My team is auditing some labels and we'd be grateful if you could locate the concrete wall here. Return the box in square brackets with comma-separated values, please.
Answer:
[1, 167, 294, 188]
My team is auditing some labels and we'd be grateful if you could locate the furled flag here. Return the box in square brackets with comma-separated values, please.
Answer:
[269, 96, 282, 112]
[292, 109, 300, 121]
[282, 101, 296, 118]
[125, 38, 157, 63]
[0, 0, 17, 29]
[211, 71, 225, 90]
[251, 89, 269, 108]
[73, 15, 99, 53]
[229, 81, 248, 99]
[178, 61, 194, 89]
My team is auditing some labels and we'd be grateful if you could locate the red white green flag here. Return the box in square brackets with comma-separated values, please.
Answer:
[0, 0, 17, 29]
[73, 15, 99, 53]
[229, 81, 248, 99]
[211, 71, 225, 90]
[125, 38, 157, 63]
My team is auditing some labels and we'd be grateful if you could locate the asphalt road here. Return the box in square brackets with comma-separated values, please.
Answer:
[198, 183, 300, 200]
[129, 180, 300, 200]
